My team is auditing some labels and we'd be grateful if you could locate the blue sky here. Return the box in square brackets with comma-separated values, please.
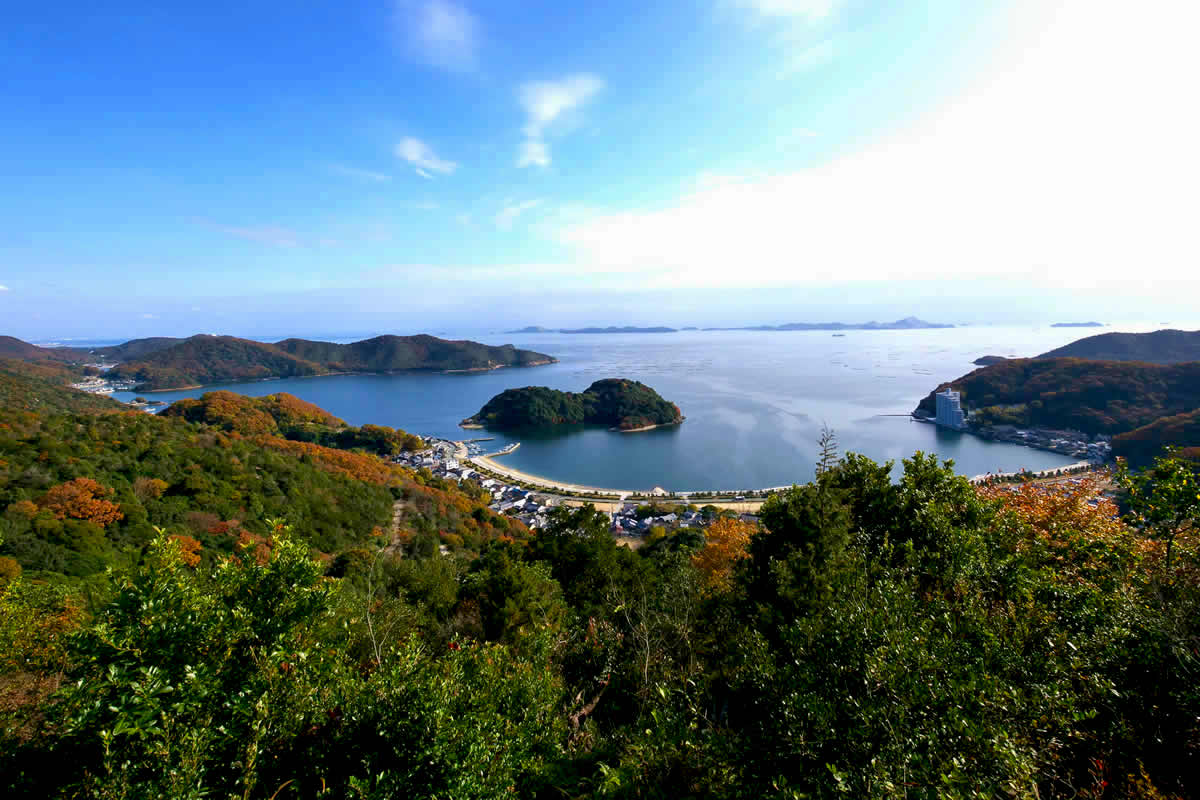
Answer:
[2, 0, 1196, 339]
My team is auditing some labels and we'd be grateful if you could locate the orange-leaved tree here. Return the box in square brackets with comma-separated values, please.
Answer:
[37, 478, 124, 527]
[692, 517, 757, 593]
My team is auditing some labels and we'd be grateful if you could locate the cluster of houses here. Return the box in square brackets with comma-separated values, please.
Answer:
[393, 440, 757, 536]
[977, 426, 1113, 461]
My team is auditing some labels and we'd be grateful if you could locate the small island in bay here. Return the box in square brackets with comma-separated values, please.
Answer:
[1050, 322, 1104, 328]
[462, 378, 684, 432]
[972, 355, 1008, 366]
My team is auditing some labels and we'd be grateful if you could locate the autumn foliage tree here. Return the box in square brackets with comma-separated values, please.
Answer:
[692, 517, 756, 593]
[36, 479, 123, 527]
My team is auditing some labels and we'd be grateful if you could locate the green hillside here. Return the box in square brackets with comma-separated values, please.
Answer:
[274, 333, 555, 372]
[162, 390, 424, 453]
[0, 359, 122, 415]
[106, 333, 556, 390]
[915, 357, 1200, 435]
[107, 335, 326, 389]
[465, 378, 684, 430]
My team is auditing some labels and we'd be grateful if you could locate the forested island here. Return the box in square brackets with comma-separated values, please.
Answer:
[99, 334, 555, 390]
[462, 378, 684, 431]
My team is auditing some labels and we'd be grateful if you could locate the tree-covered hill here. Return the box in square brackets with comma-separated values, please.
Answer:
[107, 335, 326, 390]
[274, 334, 555, 372]
[915, 357, 1200, 434]
[88, 336, 183, 361]
[0, 402, 524, 585]
[1112, 408, 1200, 465]
[161, 390, 424, 454]
[0, 359, 122, 415]
[105, 333, 557, 390]
[464, 378, 684, 431]
[1036, 328, 1200, 364]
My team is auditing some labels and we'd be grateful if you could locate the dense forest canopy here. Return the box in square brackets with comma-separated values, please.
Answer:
[3, 434, 1199, 797]
[1036, 328, 1200, 364]
[105, 334, 556, 390]
[916, 357, 1200, 435]
[0, 359, 121, 415]
[465, 378, 684, 431]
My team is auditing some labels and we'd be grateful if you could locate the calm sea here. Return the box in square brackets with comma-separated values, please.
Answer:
[110, 324, 1183, 491]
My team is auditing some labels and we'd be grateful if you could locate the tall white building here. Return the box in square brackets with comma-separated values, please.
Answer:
[934, 388, 966, 429]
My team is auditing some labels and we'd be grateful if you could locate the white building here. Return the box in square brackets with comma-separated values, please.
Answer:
[934, 389, 967, 429]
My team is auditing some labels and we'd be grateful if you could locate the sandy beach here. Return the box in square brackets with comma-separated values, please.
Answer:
[467, 453, 767, 511]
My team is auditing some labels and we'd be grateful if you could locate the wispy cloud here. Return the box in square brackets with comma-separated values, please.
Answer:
[398, 0, 480, 72]
[732, 0, 840, 23]
[780, 39, 835, 75]
[495, 199, 542, 230]
[327, 164, 392, 182]
[140, 313, 157, 319]
[195, 219, 303, 247]
[397, 137, 458, 176]
[0, 284, 9, 292]
[517, 74, 604, 168]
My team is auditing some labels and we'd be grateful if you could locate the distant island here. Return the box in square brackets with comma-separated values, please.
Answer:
[1050, 322, 1104, 328]
[705, 316, 954, 332]
[505, 317, 952, 334]
[462, 378, 684, 432]
[87, 334, 556, 391]
[560, 326, 677, 334]
[972, 355, 1009, 366]
[1035, 329, 1200, 365]
[504, 326, 677, 334]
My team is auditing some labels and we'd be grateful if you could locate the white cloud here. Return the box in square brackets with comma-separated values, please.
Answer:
[328, 164, 392, 182]
[0, 284, 9, 292]
[732, 0, 840, 23]
[495, 199, 542, 230]
[399, 0, 479, 72]
[517, 140, 550, 168]
[552, 0, 1200, 294]
[140, 313, 157, 319]
[396, 137, 458, 176]
[517, 74, 604, 168]
[780, 39, 834, 75]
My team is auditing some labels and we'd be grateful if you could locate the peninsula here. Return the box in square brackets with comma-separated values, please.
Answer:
[462, 378, 684, 432]
[915, 356, 1200, 462]
[101, 334, 556, 391]
[1035, 328, 1200, 364]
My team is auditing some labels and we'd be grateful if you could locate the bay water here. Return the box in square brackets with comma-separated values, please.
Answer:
[110, 324, 1179, 491]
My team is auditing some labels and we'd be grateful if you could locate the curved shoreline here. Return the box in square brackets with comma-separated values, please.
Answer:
[464, 451, 773, 510]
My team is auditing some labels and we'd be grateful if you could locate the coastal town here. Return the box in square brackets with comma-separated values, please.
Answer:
[393, 440, 763, 540]
[920, 387, 1113, 461]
